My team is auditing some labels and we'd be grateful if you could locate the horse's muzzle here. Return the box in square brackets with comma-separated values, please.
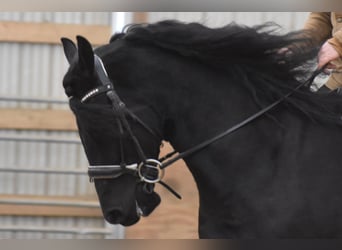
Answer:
[104, 207, 141, 226]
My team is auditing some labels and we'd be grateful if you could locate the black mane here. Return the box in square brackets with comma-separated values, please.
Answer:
[108, 20, 342, 125]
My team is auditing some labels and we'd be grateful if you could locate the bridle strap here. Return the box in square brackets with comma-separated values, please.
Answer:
[125, 108, 162, 140]
[160, 67, 326, 169]
[106, 90, 147, 163]
[88, 164, 137, 182]
[81, 84, 113, 103]
[117, 117, 126, 168]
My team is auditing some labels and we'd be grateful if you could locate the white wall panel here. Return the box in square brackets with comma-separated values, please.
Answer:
[0, 12, 111, 25]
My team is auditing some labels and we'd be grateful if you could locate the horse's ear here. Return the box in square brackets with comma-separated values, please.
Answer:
[76, 35, 94, 72]
[61, 37, 77, 64]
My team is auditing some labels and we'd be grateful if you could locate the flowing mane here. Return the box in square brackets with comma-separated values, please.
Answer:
[107, 20, 342, 125]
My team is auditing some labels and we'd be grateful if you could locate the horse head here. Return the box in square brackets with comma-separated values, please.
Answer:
[61, 36, 163, 226]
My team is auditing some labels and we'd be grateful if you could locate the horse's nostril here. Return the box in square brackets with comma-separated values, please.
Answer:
[106, 209, 123, 224]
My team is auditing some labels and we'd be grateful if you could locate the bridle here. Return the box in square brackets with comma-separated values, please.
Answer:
[82, 55, 178, 197]
[80, 54, 324, 199]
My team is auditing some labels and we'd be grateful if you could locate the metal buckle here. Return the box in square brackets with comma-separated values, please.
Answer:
[138, 159, 164, 184]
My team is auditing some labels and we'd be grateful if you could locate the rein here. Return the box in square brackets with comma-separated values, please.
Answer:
[81, 54, 324, 200]
[159, 67, 325, 169]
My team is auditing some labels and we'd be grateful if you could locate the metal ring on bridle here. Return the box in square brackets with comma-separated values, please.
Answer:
[138, 159, 164, 184]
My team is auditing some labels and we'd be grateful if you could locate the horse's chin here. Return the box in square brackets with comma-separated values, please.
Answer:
[135, 184, 161, 217]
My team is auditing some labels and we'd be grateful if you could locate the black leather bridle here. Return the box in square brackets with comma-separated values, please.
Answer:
[82, 55, 165, 184]
[81, 54, 324, 199]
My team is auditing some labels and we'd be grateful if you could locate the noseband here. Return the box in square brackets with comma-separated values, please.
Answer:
[80, 54, 325, 200]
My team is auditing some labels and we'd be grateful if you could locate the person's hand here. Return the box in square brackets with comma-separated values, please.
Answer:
[317, 41, 340, 71]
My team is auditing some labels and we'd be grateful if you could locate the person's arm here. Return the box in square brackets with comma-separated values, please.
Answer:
[304, 12, 342, 69]
[327, 26, 342, 58]
[303, 12, 332, 46]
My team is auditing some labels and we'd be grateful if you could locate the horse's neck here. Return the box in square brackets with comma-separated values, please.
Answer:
[166, 79, 258, 154]
[163, 76, 286, 213]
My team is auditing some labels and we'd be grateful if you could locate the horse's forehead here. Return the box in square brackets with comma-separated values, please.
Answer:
[66, 62, 86, 79]
[62, 63, 86, 92]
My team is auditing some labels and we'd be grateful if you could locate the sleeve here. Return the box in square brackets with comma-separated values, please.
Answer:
[303, 12, 332, 46]
[328, 30, 342, 56]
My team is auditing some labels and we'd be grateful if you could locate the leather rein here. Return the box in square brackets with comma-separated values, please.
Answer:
[81, 55, 323, 199]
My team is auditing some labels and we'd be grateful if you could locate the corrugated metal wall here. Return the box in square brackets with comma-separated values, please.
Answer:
[0, 12, 126, 239]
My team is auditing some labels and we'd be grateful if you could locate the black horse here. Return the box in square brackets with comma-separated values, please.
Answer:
[61, 20, 342, 238]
